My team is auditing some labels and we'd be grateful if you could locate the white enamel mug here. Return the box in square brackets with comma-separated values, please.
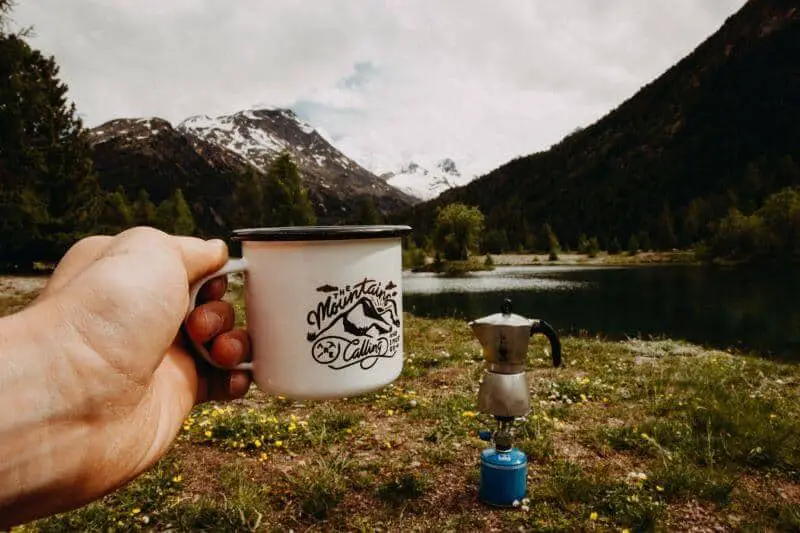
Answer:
[185, 225, 412, 400]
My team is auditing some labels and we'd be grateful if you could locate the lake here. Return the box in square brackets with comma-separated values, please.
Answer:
[402, 264, 800, 359]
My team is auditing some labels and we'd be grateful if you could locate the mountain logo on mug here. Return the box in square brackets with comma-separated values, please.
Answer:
[306, 278, 401, 371]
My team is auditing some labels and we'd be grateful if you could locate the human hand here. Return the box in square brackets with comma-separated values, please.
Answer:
[0, 227, 251, 527]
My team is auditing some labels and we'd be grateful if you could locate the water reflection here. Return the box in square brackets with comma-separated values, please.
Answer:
[402, 265, 800, 359]
[402, 266, 598, 294]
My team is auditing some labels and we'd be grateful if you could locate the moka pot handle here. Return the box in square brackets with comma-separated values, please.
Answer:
[531, 319, 562, 368]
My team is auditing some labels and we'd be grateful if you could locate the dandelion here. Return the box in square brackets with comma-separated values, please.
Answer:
[254, 439, 262, 448]
[462, 411, 477, 418]
[172, 475, 182, 483]
[387, 409, 395, 416]
[274, 440, 283, 447]
[131, 508, 141, 515]
[590, 512, 598, 521]
[259, 452, 268, 462]
[204, 430, 212, 438]
[346, 428, 353, 434]
[580, 393, 588, 402]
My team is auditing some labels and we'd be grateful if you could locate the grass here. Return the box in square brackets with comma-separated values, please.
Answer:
[4, 282, 800, 531]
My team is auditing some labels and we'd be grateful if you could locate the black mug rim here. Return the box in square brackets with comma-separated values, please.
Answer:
[231, 225, 412, 242]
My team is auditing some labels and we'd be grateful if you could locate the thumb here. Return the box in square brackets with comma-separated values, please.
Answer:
[172, 237, 229, 285]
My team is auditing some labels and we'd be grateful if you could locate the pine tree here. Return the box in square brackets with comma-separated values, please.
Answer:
[156, 188, 196, 235]
[263, 152, 316, 226]
[655, 203, 678, 250]
[0, 27, 100, 268]
[132, 189, 157, 226]
[353, 196, 383, 225]
[171, 188, 196, 235]
[230, 166, 265, 228]
[97, 187, 134, 234]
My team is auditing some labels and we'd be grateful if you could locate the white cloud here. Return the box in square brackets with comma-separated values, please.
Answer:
[13, 0, 746, 178]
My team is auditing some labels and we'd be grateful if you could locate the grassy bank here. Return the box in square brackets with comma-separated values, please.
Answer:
[7, 295, 798, 532]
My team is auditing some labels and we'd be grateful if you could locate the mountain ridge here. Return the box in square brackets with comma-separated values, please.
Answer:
[87, 107, 417, 231]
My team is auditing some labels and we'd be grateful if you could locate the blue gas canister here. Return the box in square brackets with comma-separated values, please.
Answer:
[479, 447, 527, 507]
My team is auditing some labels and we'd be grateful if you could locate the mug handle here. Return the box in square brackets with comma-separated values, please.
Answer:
[531, 319, 562, 368]
[184, 258, 252, 371]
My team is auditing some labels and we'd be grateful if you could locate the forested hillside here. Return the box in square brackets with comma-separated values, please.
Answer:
[400, 0, 800, 256]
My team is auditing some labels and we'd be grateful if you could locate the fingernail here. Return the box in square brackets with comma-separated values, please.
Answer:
[205, 310, 224, 336]
[229, 371, 249, 396]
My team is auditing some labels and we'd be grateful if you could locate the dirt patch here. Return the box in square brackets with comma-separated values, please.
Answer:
[0, 275, 47, 316]
[666, 499, 730, 532]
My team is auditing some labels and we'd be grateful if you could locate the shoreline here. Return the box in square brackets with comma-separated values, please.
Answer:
[486, 250, 699, 267]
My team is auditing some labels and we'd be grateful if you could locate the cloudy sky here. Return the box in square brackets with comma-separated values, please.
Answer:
[13, 0, 746, 178]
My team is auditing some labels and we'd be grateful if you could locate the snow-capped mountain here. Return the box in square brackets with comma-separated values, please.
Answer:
[379, 158, 470, 201]
[177, 108, 416, 216]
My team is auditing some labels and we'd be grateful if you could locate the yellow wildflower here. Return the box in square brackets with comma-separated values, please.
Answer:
[254, 439, 262, 448]
[387, 409, 395, 416]
[580, 393, 588, 402]
[204, 430, 212, 438]
[656, 485, 664, 492]
[770, 413, 777, 419]
[290, 414, 298, 422]
[346, 428, 353, 434]
[172, 475, 182, 483]
[288, 423, 297, 432]
[259, 452, 268, 462]
[622, 529, 630, 533]
[462, 411, 477, 418]
[640, 433, 649, 439]
[274, 440, 283, 447]
[131, 508, 141, 515]
[590, 512, 598, 521]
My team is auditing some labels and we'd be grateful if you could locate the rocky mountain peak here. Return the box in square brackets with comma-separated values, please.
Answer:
[88, 117, 174, 145]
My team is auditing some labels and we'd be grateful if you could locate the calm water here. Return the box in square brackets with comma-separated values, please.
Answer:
[402, 265, 800, 358]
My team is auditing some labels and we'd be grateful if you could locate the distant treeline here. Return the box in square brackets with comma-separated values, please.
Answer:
[405, 184, 800, 267]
